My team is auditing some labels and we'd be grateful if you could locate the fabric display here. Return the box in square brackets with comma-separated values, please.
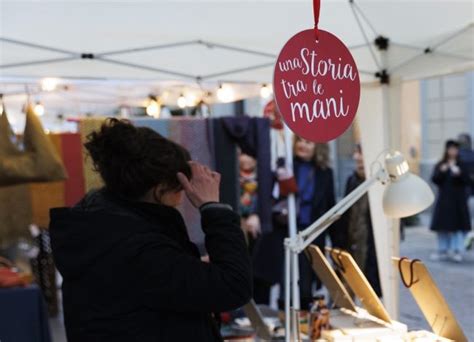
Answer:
[221, 117, 272, 233]
[211, 118, 239, 211]
[0, 184, 33, 247]
[0, 115, 272, 251]
[29, 134, 65, 228]
[133, 117, 272, 246]
[0, 132, 85, 246]
[60, 133, 86, 206]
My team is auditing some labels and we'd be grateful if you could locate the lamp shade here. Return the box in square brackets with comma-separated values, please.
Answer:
[382, 152, 435, 218]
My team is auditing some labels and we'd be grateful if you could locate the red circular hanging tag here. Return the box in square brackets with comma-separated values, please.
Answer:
[273, 29, 360, 142]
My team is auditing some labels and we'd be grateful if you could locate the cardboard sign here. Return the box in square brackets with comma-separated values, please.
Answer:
[273, 29, 360, 142]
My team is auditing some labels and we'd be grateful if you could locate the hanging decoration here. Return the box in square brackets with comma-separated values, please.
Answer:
[273, 0, 360, 142]
[0, 104, 67, 186]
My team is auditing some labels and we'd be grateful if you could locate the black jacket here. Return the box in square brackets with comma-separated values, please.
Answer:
[50, 189, 252, 342]
[430, 162, 471, 232]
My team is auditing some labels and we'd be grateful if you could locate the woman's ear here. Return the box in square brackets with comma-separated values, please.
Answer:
[152, 186, 163, 204]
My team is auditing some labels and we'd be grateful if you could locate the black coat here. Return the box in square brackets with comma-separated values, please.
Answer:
[430, 162, 471, 232]
[331, 172, 382, 296]
[50, 189, 252, 342]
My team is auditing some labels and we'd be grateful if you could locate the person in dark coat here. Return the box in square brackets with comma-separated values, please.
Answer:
[49, 119, 252, 342]
[430, 139, 471, 263]
[332, 148, 382, 296]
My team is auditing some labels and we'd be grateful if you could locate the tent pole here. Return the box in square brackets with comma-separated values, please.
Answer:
[283, 124, 300, 339]
[391, 42, 473, 60]
[96, 40, 200, 57]
[0, 57, 79, 69]
[351, 0, 379, 36]
[349, 1, 381, 70]
[431, 23, 474, 50]
[201, 62, 275, 80]
[95, 57, 197, 80]
[0, 37, 77, 56]
[198, 40, 276, 59]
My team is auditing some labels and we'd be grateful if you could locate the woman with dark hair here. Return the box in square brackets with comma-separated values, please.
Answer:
[49, 119, 252, 342]
[430, 139, 471, 262]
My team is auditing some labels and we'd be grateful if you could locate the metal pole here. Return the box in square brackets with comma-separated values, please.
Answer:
[200, 62, 275, 80]
[291, 250, 300, 340]
[0, 56, 79, 69]
[199, 40, 277, 59]
[96, 40, 200, 57]
[284, 243, 291, 342]
[349, 1, 381, 70]
[95, 57, 197, 80]
[0, 37, 78, 56]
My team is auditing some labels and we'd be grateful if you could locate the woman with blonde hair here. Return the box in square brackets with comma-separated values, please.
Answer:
[277, 136, 336, 309]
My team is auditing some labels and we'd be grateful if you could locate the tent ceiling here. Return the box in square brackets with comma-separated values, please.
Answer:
[2, 1, 473, 81]
[0, 0, 473, 113]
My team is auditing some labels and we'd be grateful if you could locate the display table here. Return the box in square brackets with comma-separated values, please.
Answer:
[0, 284, 52, 342]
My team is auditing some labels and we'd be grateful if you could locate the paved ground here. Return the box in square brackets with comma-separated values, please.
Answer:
[49, 221, 474, 341]
[399, 224, 474, 340]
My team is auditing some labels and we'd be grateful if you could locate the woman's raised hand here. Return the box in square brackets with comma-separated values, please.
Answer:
[177, 162, 221, 208]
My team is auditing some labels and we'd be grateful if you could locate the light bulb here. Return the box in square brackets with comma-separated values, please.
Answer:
[41, 78, 59, 92]
[260, 84, 272, 99]
[34, 102, 45, 116]
[177, 94, 187, 109]
[185, 94, 197, 107]
[146, 100, 160, 117]
[217, 84, 234, 103]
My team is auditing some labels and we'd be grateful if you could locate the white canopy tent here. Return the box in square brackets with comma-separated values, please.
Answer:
[1, 0, 473, 318]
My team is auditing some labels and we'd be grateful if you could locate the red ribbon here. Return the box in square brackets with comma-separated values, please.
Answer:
[313, 0, 321, 40]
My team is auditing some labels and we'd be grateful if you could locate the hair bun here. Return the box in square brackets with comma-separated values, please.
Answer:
[84, 118, 191, 199]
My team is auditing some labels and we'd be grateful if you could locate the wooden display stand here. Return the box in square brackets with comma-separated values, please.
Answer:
[306, 246, 407, 340]
[393, 257, 467, 342]
[303, 246, 463, 341]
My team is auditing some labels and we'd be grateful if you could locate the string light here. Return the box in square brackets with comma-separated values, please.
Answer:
[146, 95, 161, 117]
[260, 83, 272, 99]
[217, 84, 234, 103]
[177, 94, 187, 109]
[185, 94, 198, 107]
[41, 78, 59, 92]
[34, 101, 45, 116]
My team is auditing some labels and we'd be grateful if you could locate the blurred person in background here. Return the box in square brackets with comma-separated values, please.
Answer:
[458, 133, 474, 249]
[277, 137, 336, 310]
[430, 140, 471, 262]
[333, 145, 381, 296]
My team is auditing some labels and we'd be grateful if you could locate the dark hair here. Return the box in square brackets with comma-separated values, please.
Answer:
[440, 139, 460, 164]
[84, 118, 191, 200]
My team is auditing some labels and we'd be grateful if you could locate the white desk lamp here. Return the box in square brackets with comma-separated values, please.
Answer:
[284, 151, 434, 341]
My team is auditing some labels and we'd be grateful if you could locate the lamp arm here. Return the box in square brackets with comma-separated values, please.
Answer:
[295, 170, 384, 252]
